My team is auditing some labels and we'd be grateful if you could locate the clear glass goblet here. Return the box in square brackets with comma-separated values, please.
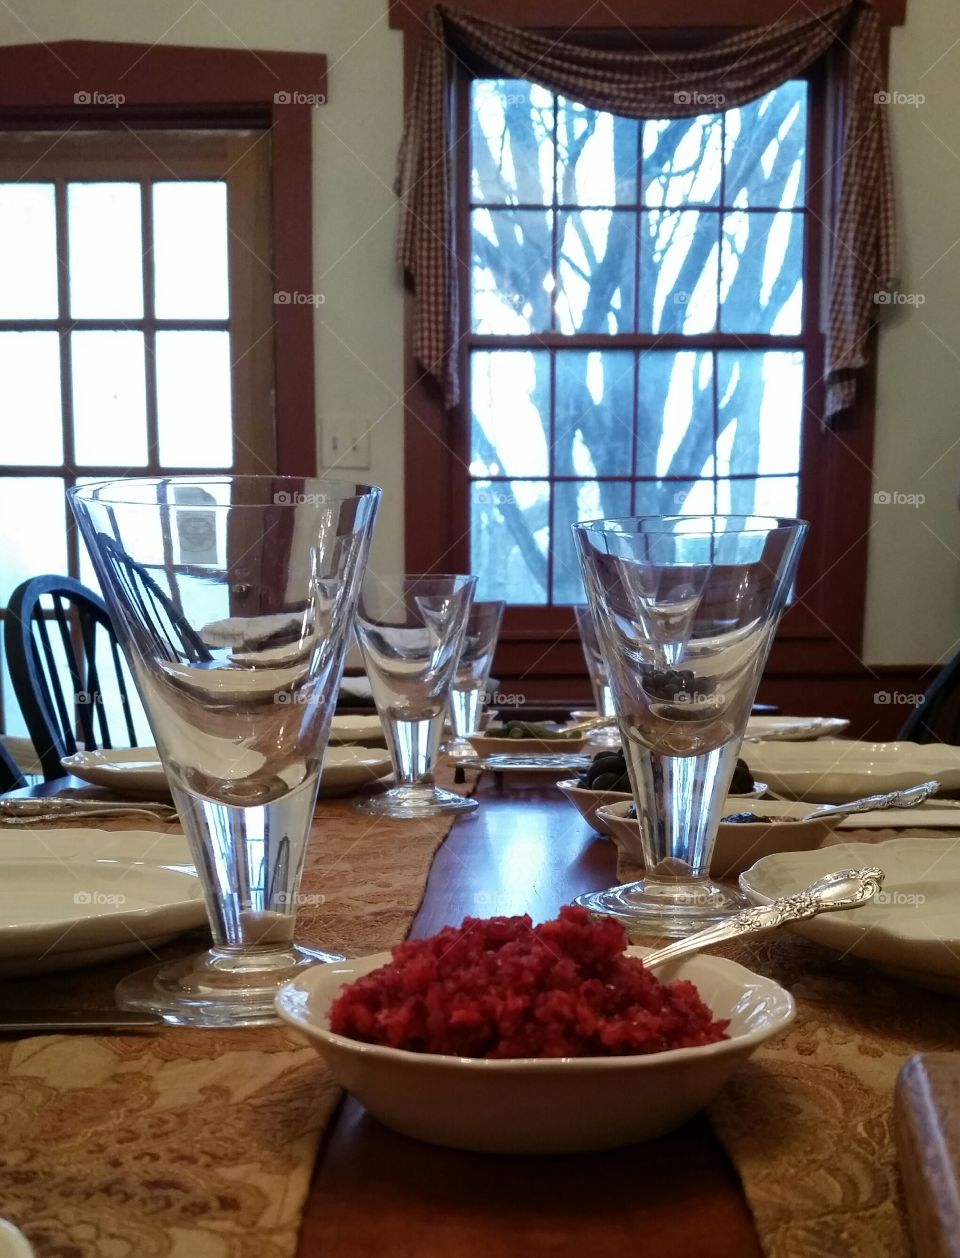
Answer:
[445, 600, 505, 761]
[354, 574, 479, 819]
[573, 604, 621, 749]
[69, 475, 381, 1026]
[573, 514, 806, 938]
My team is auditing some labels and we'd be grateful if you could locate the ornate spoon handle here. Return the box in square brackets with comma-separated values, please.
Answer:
[641, 866, 885, 971]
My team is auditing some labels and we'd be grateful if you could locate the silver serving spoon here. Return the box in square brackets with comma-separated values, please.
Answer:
[799, 779, 940, 821]
[640, 866, 884, 971]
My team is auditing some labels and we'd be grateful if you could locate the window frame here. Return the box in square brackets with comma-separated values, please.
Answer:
[397, 14, 895, 696]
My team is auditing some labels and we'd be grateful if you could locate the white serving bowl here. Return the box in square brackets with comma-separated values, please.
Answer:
[742, 739, 960, 802]
[597, 796, 842, 879]
[559, 778, 768, 837]
[276, 948, 794, 1154]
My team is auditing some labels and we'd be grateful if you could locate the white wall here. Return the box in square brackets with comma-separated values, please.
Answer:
[1, 0, 956, 663]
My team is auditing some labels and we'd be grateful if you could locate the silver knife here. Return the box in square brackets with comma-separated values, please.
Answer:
[0, 1009, 164, 1032]
[0, 799, 177, 822]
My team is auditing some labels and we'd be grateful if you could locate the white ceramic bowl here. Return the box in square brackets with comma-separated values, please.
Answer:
[329, 715, 387, 747]
[276, 947, 794, 1154]
[468, 732, 589, 758]
[742, 739, 960, 802]
[559, 778, 768, 837]
[597, 796, 842, 879]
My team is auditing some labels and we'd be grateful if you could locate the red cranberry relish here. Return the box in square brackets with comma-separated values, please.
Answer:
[329, 906, 728, 1059]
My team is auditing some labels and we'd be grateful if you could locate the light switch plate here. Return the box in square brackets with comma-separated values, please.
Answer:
[321, 414, 370, 470]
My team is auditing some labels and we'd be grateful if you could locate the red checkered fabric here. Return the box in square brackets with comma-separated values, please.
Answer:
[396, 1, 895, 420]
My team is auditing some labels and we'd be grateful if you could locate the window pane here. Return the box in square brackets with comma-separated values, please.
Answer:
[636, 478, 714, 516]
[552, 480, 631, 604]
[642, 116, 723, 207]
[471, 80, 554, 205]
[636, 350, 714, 478]
[556, 99, 639, 205]
[471, 208, 552, 333]
[639, 210, 718, 333]
[0, 476, 67, 605]
[557, 210, 636, 334]
[555, 350, 634, 476]
[0, 333, 62, 465]
[153, 182, 229, 319]
[725, 83, 807, 209]
[67, 183, 144, 318]
[717, 351, 804, 476]
[471, 350, 549, 478]
[0, 184, 58, 317]
[715, 476, 798, 517]
[71, 331, 148, 467]
[471, 479, 548, 604]
[156, 331, 233, 467]
[720, 211, 803, 334]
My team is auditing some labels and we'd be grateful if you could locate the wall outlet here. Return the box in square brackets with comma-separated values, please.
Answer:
[321, 414, 371, 470]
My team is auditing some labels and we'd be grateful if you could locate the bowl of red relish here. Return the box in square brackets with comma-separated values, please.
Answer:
[276, 907, 794, 1153]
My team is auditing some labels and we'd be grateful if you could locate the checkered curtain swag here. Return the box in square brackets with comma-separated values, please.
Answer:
[396, 0, 896, 419]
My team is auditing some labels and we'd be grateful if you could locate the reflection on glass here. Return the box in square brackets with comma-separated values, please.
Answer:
[557, 210, 636, 333]
[552, 479, 631, 604]
[71, 331, 148, 466]
[0, 333, 62, 465]
[721, 211, 802, 334]
[725, 83, 808, 209]
[471, 79, 554, 205]
[556, 99, 638, 205]
[640, 210, 718, 333]
[471, 208, 553, 333]
[156, 331, 233, 468]
[636, 350, 714, 478]
[471, 350, 549, 477]
[471, 479, 549, 604]
[0, 184, 58, 318]
[68, 183, 144, 318]
[555, 350, 634, 476]
[0, 477, 67, 605]
[153, 182, 229, 319]
[717, 351, 803, 476]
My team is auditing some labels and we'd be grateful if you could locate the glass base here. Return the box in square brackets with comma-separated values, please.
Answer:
[574, 877, 748, 940]
[586, 728, 621, 749]
[354, 783, 478, 819]
[115, 943, 343, 1028]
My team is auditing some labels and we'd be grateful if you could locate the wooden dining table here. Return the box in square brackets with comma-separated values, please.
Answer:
[299, 770, 763, 1258]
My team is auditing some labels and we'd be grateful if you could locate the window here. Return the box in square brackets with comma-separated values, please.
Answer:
[467, 78, 810, 607]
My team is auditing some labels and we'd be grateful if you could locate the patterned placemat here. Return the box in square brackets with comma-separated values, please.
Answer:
[0, 766, 478, 1258]
[617, 828, 960, 1258]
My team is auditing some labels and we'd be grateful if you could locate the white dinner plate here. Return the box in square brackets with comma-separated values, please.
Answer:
[745, 715, 850, 741]
[740, 838, 960, 995]
[0, 829, 204, 977]
[329, 715, 386, 746]
[742, 739, 960, 802]
[319, 745, 392, 796]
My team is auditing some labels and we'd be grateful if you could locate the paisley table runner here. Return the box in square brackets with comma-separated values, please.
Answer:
[0, 766, 478, 1258]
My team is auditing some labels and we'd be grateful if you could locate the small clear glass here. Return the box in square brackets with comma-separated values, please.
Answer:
[445, 600, 504, 760]
[573, 514, 806, 938]
[69, 475, 381, 1026]
[354, 574, 479, 819]
[573, 603, 621, 748]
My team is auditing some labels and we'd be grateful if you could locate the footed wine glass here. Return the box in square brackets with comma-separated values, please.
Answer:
[573, 515, 806, 938]
[445, 600, 504, 761]
[70, 475, 380, 1026]
[573, 604, 621, 749]
[354, 574, 478, 818]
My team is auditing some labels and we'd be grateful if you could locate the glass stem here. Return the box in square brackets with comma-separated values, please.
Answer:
[383, 712, 444, 786]
[449, 685, 484, 738]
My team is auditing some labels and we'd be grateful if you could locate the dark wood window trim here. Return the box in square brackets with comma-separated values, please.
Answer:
[394, 3, 904, 696]
[0, 39, 328, 475]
